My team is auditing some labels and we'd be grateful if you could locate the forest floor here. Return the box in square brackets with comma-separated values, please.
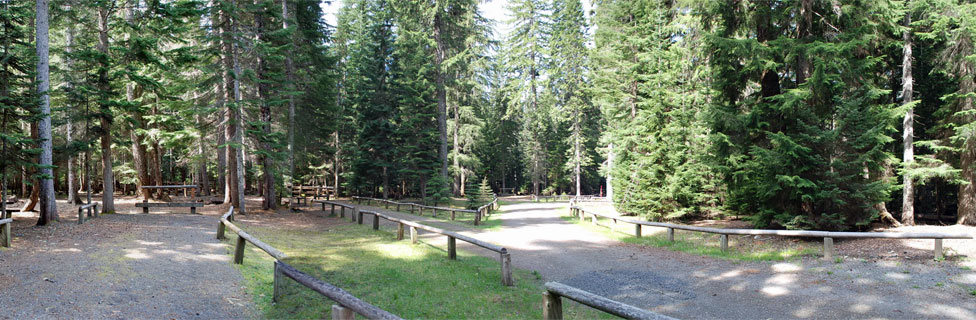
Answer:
[341, 199, 976, 319]
[0, 196, 255, 319]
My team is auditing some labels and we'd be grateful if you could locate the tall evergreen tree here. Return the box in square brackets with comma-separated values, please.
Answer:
[704, 0, 902, 230]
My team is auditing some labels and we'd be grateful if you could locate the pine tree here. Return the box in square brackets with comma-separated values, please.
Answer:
[704, 0, 902, 230]
[551, 0, 595, 197]
[503, 0, 550, 196]
[593, 0, 715, 220]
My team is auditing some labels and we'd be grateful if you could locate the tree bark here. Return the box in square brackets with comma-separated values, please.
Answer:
[958, 60, 976, 225]
[283, 0, 296, 184]
[97, 6, 115, 213]
[257, 0, 276, 210]
[434, 13, 449, 182]
[36, 0, 57, 225]
[901, 10, 915, 225]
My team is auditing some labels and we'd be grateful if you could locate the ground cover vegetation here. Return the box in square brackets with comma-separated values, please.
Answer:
[228, 218, 611, 319]
[3, 0, 975, 231]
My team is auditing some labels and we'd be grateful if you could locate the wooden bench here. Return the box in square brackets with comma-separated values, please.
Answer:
[135, 200, 204, 214]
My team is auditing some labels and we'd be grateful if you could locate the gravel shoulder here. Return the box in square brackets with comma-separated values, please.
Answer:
[0, 197, 255, 319]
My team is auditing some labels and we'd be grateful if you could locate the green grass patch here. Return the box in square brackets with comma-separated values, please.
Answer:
[225, 221, 610, 319]
[562, 212, 819, 262]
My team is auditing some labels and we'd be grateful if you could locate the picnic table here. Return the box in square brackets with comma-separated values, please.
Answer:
[136, 185, 204, 214]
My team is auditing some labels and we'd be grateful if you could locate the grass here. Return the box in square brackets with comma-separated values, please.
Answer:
[224, 220, 611, 319]
[561, 208, 819, 262]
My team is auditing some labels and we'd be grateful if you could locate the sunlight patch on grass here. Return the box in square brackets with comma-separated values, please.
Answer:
[225, 221, 613, 319]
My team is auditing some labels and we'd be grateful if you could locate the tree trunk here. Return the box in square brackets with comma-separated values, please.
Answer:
[958, 64, 976, 225]
[256, 1, 276, 210]
[97, 6, 115, 213]
[220, 0, 239, 209]
[434, 13, 449, 182]
[901, 10, 915, 225]
[283, 0, 296, 184]
[36, 0, 57, 225]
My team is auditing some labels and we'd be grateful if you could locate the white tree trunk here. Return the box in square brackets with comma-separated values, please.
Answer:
[901, 11, 915, 225]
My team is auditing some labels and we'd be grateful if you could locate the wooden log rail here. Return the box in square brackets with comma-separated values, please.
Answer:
[216, 207, 399, 319]
[291, 185, 333, 200]
[77, 202, 100, 225]
[543, 282, 676, 320]
[314, 200, 357, 220]
[275, 261, 402, 320]
[0, 218, 11, 247]
[570, 206, 974, 260]
[354, 208, 513, 286]
[351, 196, 497, 226]
[533, 195, 572, 202]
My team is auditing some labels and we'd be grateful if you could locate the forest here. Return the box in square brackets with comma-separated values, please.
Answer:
[2, 0, 975, 231]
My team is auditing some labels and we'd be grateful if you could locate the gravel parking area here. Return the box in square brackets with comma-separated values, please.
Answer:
[0, 197, 254, 319]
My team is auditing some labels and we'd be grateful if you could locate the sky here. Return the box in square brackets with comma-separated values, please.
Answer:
[320, 0, 592, 41]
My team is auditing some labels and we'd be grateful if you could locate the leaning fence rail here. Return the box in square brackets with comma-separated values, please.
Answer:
[543, 282, 676, 320]
[570, 206, 973, 260]
[0, 218, 11, 247]
[216, 207, 400, 319]
[352, 196, 498, 225]
[351, 207, 514, 286]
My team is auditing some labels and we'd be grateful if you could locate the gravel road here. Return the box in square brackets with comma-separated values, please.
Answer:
[345, 200, 976, 320]
[0, 211, 254, 319]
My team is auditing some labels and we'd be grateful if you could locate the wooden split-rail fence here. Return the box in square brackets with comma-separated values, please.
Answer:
[543, 282, 676, 320]
[351, 196, 498, 226]
[570, 205, 973, 260]
[316, 199, 514, 286]
[216, 207, 401, 319]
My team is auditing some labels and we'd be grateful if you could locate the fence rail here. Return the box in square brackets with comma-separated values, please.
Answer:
[0, 218, 11, 247]
[352, 207, 513, 286]
[314, 200, 356, 219]
[570, 205, 973, 260]
[77, 202, 100, 225]
[543, 282, 676, 320]
[352, 196, 498, 225]
[216, 207, 398, 319]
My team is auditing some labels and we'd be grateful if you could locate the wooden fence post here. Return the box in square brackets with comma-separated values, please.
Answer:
[450, 210, 456, 221]
[935, 239, 944, 260]
[667, 228, 674, 242]
[331, 204, 336, 216]
[720, 234, 729, 252]
[474, 209, 481, 226]
[419, 206, 424, 216]
[448, 236, 457, 260]
[590, 215, 597, 225]
[396, 203, 400, 211]
[823, 237, 834, 260]
[1, 223, 10, 247]
[273, 261, 283, 302]
[78, 207, 85, 225]
[357, 209, 363, 225]
[410, 205, 415, 214]
[372, 214, 379, 230]
[410, 226, 418, 244]
[543, 291, 563, 320]
[331, 305, 354, 320]
[501, 251, 513, 286]
[634, 224, 642, 238]
[234, 235, 246, 264]
[397, 223, 404, 240]
[340, 206, 346, 218]
[217, 221, 226, 240]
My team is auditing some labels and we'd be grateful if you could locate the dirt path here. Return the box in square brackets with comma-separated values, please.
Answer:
[0, 200, 254, 319]
[344, 200, 976, 319]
